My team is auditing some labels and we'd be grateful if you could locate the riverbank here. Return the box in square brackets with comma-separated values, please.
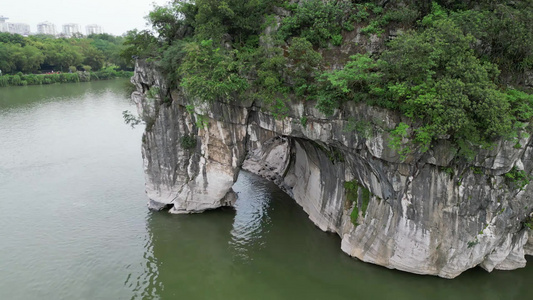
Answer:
[0, 68, 133, 87]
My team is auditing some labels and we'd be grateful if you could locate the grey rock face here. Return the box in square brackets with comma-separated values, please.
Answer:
[132, 60, 533, 278]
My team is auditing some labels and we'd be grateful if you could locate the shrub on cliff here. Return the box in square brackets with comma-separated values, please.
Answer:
[278, 0, 352, 47]
[120, 29, 161, 61]
[179, 39, 249, 101]
[315, 3, 530, 153]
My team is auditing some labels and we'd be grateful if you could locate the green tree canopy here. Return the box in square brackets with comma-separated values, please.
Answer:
[0, 32, 130, 74]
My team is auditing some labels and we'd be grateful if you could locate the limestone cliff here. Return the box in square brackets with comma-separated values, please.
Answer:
[131, 59, 533, 279]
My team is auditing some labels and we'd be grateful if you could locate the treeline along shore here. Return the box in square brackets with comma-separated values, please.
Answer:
[0, 32, 135, 87]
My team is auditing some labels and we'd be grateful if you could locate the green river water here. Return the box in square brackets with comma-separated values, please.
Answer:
[0, 80, 531, 300]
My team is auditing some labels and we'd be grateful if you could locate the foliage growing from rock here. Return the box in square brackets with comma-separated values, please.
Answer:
[345, 180, 359, 225]
[287, 37, 323, 86]
[316, 53, 381, 115]
[179, 39, 249, 101]
[180, 134, 198, 149]
[147, 3, 196, 44]
[122, 110, 143, 128]
[278, 0, 353, 47]
[345, 179, 371, 226]
[504, 167, 532, 191]
[141, 0, 532, 154]
[389, 122, 411, 159]
[449, 1, 533, 83]
[120, 29, 161, 61]
[343, 119, 372, 138]
[524, 213, 533, 230]
[314, 3, 532, 153]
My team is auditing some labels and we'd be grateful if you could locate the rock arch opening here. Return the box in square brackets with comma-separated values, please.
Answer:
[241, 135, 349, 234]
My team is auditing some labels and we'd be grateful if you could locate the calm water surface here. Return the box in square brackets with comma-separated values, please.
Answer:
[0, 80, 531, 299]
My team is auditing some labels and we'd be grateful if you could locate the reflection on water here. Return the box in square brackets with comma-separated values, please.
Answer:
[230, 173, 273, 261]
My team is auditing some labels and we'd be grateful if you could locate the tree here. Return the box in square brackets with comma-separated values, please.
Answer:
[120, 29, 160, 62]
[0, 32, 26, 46]
[0, 32, 131, 75]
[16, 44, 45, 73]
[178, 39, 248, 101]
[147, 2, 196, 43]
[0, 43, 17, 73]
[379, 6, 512, 147]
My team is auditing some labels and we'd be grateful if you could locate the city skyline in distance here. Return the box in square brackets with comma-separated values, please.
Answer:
[1, 17, 104, 36]
[1, 0, 169, 36]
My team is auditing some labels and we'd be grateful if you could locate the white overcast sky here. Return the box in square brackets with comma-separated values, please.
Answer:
[0, 0, 170, 35]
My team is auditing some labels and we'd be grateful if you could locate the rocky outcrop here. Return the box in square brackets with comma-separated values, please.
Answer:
[132, 60, 533, 279]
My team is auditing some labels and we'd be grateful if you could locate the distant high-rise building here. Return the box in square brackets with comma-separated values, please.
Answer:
[62, 23, 81, 37]
[37, 21, 56, 35]
[0, 16, 30, 35]
[0, 16, 8, 33]
[8, 23, 30, 35]
[86, 24, 103, 35]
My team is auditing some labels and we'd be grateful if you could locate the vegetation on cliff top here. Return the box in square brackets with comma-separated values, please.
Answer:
[125, 0, 533, 157]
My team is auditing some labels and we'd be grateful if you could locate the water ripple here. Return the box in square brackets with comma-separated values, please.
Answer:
[229, 171, 273, 261]
[125, 214, 162, 300]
